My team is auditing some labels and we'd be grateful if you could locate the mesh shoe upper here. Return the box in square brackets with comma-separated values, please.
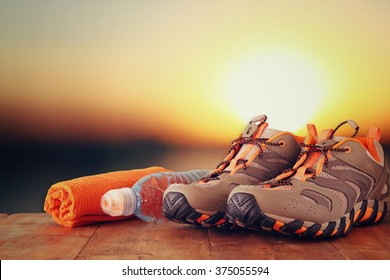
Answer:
[227, 120, 389, 237]
[164, 115, 303, 215]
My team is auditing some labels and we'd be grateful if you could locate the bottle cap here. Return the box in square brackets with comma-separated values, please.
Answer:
[100, 188, 136, 216]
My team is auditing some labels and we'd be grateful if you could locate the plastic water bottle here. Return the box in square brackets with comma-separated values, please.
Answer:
[100, 170, 209, 223]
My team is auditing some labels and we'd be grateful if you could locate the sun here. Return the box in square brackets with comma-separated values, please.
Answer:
[222, 51, 326, 133]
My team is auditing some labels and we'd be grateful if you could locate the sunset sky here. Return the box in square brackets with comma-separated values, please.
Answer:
[1, 1, 390, 147]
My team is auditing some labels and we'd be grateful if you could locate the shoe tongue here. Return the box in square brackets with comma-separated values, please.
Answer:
[261, 127, 282, 138]
[242, 121, 281, 139]
[316, 119, 359, 147]
[224, 118, 281, 172]
[238, 116, 281, 163]
[316, 129, 339, 147]
[300, 128, 346, 172]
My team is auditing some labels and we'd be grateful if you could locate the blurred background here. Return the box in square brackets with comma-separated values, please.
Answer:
[1, 0, 389, 213]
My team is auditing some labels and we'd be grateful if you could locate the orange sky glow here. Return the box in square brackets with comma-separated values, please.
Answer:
[1, 1, 390, 147]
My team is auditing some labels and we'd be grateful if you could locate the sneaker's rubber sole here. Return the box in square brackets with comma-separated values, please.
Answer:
[162, 192, 233, 228]
[226, 193, 388, 238]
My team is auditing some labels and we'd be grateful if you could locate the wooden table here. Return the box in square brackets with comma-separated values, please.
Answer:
[0, 213, 389, 260]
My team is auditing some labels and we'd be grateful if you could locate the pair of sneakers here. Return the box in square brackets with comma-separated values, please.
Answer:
[162, 115, 389, 238]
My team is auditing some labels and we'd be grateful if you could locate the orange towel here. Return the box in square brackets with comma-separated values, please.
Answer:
[44, 166, 169, 227]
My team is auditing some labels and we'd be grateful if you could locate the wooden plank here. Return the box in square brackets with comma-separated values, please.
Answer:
[1, 213, 388, 260]
[77, 219, 211, 260]
[0, 214, 8, 220]
[209, 228, 345, 260]
[0, 213, 99, 260]
[330, 219, 390, 260]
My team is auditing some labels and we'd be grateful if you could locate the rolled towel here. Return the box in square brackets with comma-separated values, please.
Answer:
[44, 166, 169, 227]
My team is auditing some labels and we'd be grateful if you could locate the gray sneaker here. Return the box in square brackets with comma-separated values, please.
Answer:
[162, 115, 303, 227]
[227, 120, 389, 238]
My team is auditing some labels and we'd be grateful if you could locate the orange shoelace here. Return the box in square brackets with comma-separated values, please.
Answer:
[267, 144, 350, 187]
[266, 120, 359, 188]
[201, 136, 283, 182]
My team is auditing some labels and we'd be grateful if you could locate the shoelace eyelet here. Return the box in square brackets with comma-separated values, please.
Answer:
[278, 140, 286, 147]
[345, 146, 351, 153]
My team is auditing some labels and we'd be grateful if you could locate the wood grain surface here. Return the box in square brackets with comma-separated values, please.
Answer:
[0, 213, 389, 260]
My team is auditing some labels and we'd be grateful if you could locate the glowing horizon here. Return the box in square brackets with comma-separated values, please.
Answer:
[1, 1, 390, 147]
